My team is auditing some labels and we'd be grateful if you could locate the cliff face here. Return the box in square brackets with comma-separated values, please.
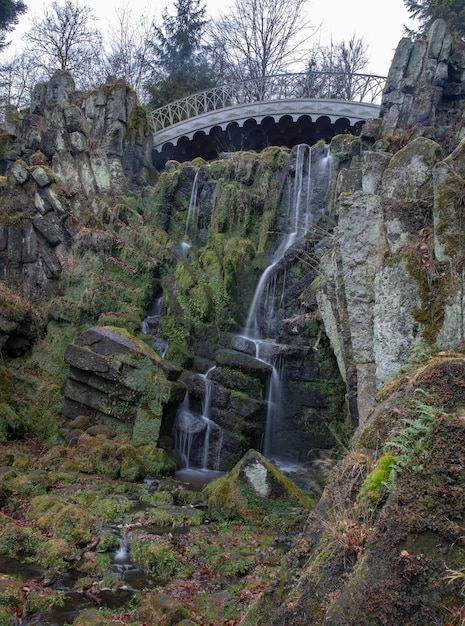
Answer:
[316, 20, 465, 429]
[0, 71, 156, 305]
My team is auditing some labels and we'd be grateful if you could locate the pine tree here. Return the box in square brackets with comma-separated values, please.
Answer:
[145, 0, 216, 109]
[403, 0, 465, 36]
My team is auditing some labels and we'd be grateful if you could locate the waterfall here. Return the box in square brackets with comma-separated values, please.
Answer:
[172, 367, 223, 470]
[244, 144, 319, 338]
[241, 144, 332, 462]
[185, 169, 199, 241]
[262, 356, 284, 458]
[141, 296, 168, 357]
[141, 296, 164, 335]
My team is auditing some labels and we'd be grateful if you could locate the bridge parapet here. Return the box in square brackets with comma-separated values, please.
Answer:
[150, 71, 386, 132]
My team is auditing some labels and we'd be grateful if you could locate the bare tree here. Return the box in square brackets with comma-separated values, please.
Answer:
[0, 50, 42, 118]
[105, 6, 154, 101]
[24, 0, 106, 89]
[208, 0, 313, 98]
[302, 35, 369, 100]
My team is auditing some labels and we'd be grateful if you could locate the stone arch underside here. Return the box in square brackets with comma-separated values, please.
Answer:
[152, 100, 380, 169]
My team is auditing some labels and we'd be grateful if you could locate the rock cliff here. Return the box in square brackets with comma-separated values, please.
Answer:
[316, 19, 465, 429]
[244, 20, 465, 625]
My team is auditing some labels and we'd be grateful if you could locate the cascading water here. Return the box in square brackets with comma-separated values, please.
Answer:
[141, 295, 164, 335]
[172, 366, 223, 471]
[241, 144, 332, 462]
[141, 296, 168, 357]
[179, 168, 199, 259]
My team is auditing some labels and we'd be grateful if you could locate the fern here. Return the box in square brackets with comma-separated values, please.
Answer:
[382, 399, 440, 492]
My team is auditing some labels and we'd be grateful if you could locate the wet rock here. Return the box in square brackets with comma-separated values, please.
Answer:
[216, 348, 272, 380]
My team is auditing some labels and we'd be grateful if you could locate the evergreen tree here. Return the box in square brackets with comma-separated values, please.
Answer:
[0, 0, 26, 49]
[403, 0, 465, 36]
[144, 0, 216, 109]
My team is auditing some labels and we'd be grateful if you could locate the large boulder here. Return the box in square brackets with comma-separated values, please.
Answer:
[204, 449, 314, 523]
[61, 326, 184, 444]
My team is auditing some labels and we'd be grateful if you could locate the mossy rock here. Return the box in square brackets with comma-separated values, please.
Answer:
[27, 494, 95, 544]
[70, 436, 175, 480]
[0, 521, 40, 558]
[355, 453, 393, 514]
[0, 404, 22, 440]
[72, 610, 106, 626]
[136, 444, 176, 476]
[117, 443, 144, 481]
[0, 574, 22, 610]
[34, 536, 73, 568]
[204, 449, 314, 525]
[129, 534, 181, 582]
[134, 590, 195, 624]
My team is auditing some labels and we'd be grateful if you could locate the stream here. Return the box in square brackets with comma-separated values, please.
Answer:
[2, 474, 214, 626]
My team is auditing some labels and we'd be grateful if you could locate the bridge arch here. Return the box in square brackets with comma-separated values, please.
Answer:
[152, 109, 371, 169]
[150, 72, 385, 169]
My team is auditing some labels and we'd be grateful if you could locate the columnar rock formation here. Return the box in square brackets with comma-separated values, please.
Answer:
[61, 326, 184, 444]
[0, 71, 155, 304]
[316, 19, 465, 428]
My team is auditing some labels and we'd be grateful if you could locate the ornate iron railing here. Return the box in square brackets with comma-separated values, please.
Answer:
[151, 71, 386, 132]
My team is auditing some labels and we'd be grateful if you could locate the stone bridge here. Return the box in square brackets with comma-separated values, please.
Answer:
[151, 71, 386, 168]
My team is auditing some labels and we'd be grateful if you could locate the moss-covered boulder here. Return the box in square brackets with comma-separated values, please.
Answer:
[27, 493, 96, 544]
[204, 449, 314, 524]
[53, 437, 176, 480]
[61, 325, 183, 444]
[133, 591, 196, 625]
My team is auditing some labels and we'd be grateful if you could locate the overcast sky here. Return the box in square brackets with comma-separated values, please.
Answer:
[9, 0, 416, 76]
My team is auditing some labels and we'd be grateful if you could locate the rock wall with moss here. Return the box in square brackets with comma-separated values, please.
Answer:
[147, 146, 346, 469]
[315, 19, 465, 430]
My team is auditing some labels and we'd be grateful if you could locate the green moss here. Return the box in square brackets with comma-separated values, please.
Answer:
[136, 444, 176, 476]
[125, 101, 149, 144]
[27, 494, 95, 544]
[34, 537, 73, 568]
[396, 246, 450, 345]
[0, 575, 23, 610]
[129, 534, 181, 582]
[170, 234, 255, 331]
[0, 522, 40, 558]
[204, 450, 313, 526]
[260, 146, 290, 169]
[356, 453, 393, 511]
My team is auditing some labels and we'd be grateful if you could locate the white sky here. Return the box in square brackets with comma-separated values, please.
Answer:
[9, 0, 416, 76]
